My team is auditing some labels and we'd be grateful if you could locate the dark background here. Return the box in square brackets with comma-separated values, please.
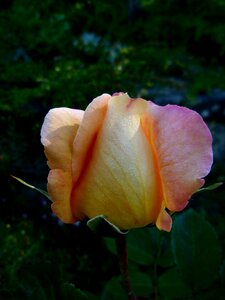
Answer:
[0, 1, 225, 299]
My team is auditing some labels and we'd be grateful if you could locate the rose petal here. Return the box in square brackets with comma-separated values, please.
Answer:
[41, 108, 84, 170]
[47, 169, 78, 223]
[72, 93, 111, 184]
[41, 108, 84, 222]
[72, 94, 163, 229]
[156, 207, 172, 232]
[143, 103, 213, 212]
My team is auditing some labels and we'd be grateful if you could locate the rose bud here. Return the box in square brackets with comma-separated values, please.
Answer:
[41, 93, 213, 232]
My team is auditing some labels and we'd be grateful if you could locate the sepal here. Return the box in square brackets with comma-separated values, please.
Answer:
[11, 175, 52, 201]
[195, 182, 223, 193]
[87, 215, 128, 237]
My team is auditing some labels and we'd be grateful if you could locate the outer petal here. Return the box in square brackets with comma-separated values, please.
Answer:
[48, 169, 75, 223]
[41, 108, 84, 222]
[72, 94, 163, 229]
[142, 103, 213, 213]
[41, 108, 84, 170]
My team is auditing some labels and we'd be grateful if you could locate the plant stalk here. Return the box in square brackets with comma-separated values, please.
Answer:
[115, 234, 136, 300]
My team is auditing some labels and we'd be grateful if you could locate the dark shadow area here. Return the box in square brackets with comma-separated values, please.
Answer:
[1, 1, 225, 299]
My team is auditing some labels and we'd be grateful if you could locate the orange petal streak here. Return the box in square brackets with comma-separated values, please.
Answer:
[70, 94, 111, 219]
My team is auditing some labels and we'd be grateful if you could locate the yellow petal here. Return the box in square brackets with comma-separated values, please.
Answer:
[72, 94, 111, 184]
[72, 94, 162, 229]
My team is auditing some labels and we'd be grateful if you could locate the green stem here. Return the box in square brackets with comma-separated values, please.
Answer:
[115, 234, 136, 300]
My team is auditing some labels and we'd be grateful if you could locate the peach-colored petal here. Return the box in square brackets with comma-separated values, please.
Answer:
[41, 108, 84, 170]
[156, 206, 172, 232]
[41, 108, 84, 223]
[72, 93, 111, 184]
[72, 94, 163, 229]
[48, 169, 77, 223]
[143, 103, 213, 212]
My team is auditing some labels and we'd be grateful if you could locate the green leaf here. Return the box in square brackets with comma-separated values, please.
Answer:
[126, 227, 156, 265]
[130, 271, 153, 297]
[158, 267, 192, 299]
[156, 231, 174, 268]
[87, 215, 128, 237]
[127, 227, 174, 266]
[196, 182, 223, 193]
[171, 209, 221, 291]
[61, 283, 89, 300]
[11, 175, 51, 201]
[104, 227, 174, 267]
[101, 277, 126, 300]
[101, 271, 153, 300]
[104, 237, 117, 255]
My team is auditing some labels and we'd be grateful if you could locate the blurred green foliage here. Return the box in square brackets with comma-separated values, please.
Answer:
[104, 209, 223, 299]
[1, 0, 225, 299]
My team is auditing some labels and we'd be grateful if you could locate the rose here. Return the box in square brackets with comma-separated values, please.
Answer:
[41, 93, 213, 232]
